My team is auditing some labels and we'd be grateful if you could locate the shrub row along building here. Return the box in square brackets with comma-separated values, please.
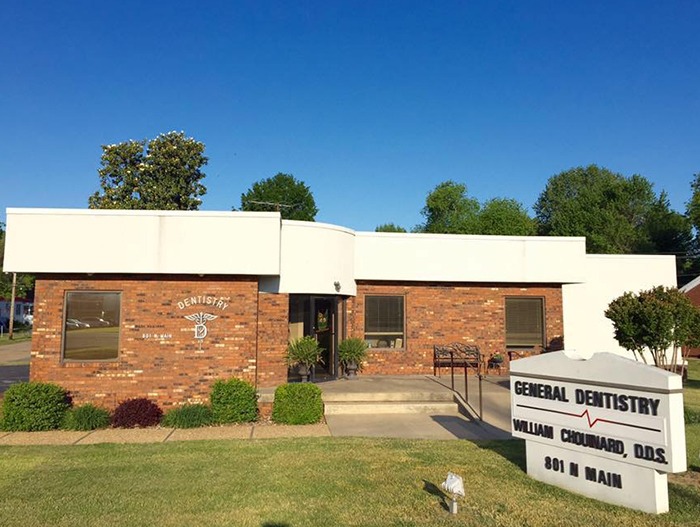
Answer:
[3, 208, 676, 409]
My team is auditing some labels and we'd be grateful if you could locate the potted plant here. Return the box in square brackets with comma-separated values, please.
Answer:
[489, 353, 504, 365]
[488, 353, 504, 373]
[338, 337, 369, 378]
[286, 336, 323, 382]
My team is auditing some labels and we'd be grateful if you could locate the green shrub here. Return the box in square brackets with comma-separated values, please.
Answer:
[271, 383, 324, 425]
[162, 404, 214, 428]
[210, 378, 258, 423]
[684, 406, 700, 424]
[62, 404, 111, 431]
[1, 382, 71, 431]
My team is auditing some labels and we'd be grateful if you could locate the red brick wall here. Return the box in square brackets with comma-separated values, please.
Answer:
[30, 275, 262, 409]
[29, 275, 564, 405]
[347, 281, 563, 375]
[256, 292, 290, 386]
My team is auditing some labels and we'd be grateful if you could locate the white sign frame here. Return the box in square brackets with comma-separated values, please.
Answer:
[510, 351, 686, 514]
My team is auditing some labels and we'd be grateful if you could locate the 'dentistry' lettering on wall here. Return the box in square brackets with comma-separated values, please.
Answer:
[177, 295, 230, 347]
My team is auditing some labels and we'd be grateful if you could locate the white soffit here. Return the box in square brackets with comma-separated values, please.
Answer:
[4, 208, 281, 275]
[354, 232, 587, 283]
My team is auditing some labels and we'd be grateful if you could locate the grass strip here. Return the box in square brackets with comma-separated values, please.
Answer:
[1, 436, 699, 527]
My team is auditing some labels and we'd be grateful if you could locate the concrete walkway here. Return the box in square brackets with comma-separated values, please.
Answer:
[0, 423, 332, 446]
[320, 374, 512, 441]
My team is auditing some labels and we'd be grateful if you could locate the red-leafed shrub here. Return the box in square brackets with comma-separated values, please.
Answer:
[111, 398, 163, 428]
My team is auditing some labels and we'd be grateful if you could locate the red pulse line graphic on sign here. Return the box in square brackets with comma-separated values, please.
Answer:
[516, 404, 662, 433]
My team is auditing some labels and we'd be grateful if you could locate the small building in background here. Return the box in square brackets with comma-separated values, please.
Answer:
[680, 276, 700, 357]
[0, 297, 33, 328]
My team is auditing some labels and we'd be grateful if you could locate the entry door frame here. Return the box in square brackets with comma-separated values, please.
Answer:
[310, 296, 341, 378]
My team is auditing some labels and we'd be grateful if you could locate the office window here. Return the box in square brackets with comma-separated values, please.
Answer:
[364, 295, 404, 349]
[63, 292, 121, 361]
[505, 297, 544, 348]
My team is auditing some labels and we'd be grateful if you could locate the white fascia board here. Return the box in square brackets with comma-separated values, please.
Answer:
[354, 232, 587, 283]
[4, 208, 282, 275]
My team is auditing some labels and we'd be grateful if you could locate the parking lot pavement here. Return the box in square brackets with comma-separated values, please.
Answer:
[0, 340, 31, 364]
[0, 341, 31, 393]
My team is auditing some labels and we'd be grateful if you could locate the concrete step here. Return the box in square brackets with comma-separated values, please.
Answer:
[321, 391, 454, 403]
[324, 400, 459, 415]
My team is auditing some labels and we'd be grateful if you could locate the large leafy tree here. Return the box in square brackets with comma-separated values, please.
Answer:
[375, 223, 406, 233]
[686, 172, 700, 234]
[534, 165, 677, 254]
[478, 198, 537, 236]
[683, 173, 700, 283]
[239, 173, 318, 221]
[536, 166, 647, 252]
[417, 181, 535, 235]
[605, 286, 700, 374]
[417, 181, 480, 234]
[88, 131, 208, 210]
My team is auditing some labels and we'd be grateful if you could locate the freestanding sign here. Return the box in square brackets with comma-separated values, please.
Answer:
[510, 351, 686, 514]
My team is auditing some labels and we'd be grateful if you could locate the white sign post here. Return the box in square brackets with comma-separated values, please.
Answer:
[510, 351, 686, 514]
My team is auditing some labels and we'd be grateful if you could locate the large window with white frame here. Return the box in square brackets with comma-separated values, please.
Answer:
[364, 295, 405, 349]
[505, 297, 545, 349]
[63, 292, 121, 361]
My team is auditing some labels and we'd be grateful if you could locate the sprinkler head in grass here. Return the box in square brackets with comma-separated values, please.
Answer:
[440, 472, 464, 515]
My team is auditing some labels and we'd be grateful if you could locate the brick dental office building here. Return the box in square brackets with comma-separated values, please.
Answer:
[3, 208, 676, 409]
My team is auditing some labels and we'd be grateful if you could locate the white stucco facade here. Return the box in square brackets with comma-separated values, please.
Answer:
[562, 255, 678, 358]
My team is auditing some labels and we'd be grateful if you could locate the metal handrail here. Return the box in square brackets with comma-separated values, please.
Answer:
[433, 343, 483, 420]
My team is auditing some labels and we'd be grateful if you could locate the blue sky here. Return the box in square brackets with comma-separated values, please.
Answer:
[2, 1, 699, 231]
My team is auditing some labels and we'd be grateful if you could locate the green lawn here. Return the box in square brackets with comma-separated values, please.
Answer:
[0, 330, 31, 347]
[684, 358, 700, 412]
[1, 362, 700, 526]
[0, 437, 699, 527]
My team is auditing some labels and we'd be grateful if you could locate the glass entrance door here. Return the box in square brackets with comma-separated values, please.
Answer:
[288, 295, 343, 380]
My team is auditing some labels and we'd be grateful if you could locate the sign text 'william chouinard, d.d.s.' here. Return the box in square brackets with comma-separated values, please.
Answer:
[510, 351, 686, 514]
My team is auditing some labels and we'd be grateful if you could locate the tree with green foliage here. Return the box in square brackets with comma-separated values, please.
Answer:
[683, 173, 700, 283]
[646, 192, 694, 284]
[417, 181, 535, 236]
[605, 286, 700, 374]
[478, 198, 537, 236]
[239, 173, 318, 221]
[535, 165, 672, 254]
[686, 172, 700, 235]
[417, 181, 480, 234]
[375, 223, 407, 233]
[88, 131, 208, 210]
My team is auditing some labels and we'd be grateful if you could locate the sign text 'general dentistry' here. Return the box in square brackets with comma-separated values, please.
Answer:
[510, 351, 686, 514]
